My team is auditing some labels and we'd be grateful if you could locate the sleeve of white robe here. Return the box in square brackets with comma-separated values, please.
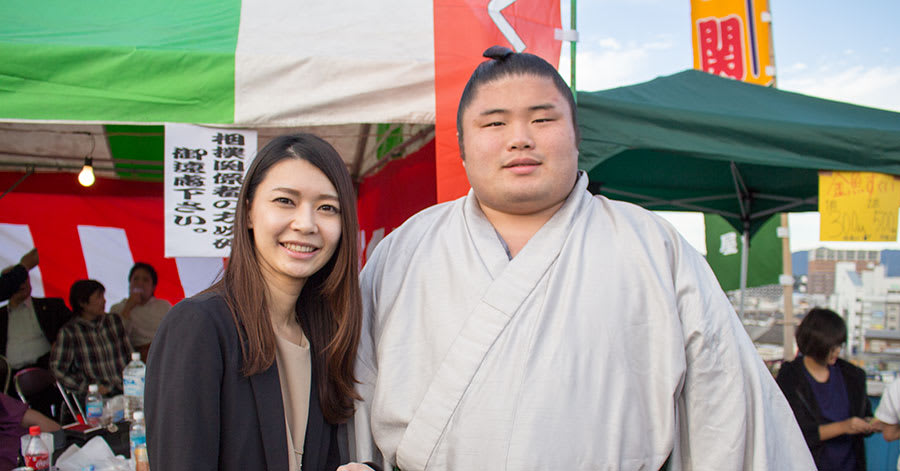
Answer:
[876, 379, 900, 425]
[667, 228, 816, 470]
[350, 238, 388, 468]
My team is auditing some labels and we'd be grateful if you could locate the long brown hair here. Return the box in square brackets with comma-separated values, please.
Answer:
[210, 133, 362, 423]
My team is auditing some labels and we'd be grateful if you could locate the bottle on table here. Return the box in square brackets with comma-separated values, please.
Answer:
[130, 411, 150, 471]
[23, 425, 50, 471]
[85, 384, 103, 426]
[124, 351, 146, 420]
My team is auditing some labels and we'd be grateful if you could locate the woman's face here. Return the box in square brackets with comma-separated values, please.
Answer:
[81, 290, 106, 318]
[247, 158, 342, 294]
[826, 344, 842, 365]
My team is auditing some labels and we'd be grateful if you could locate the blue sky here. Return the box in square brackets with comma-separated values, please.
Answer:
[558, 0, 900, 253]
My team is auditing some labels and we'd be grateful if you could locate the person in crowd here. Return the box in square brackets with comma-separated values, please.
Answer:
[110, 262, 171, 360]
[0, 268, 72, 416]
[350, 46, 815, 470]
[50, 280, 132, 398]
[1, 269, 72, 373]
[776, 308, 875, 471]
[874, 377, 900, 470]
[0, 392, 60, 470]
[0, 248, 38, 301]
[146, 134, 377, 471]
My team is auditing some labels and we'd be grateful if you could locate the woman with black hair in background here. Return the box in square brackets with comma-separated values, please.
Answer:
[776, 308, 877, 471]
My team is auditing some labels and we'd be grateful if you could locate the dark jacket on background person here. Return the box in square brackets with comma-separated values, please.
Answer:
[145, 292, 345, 471]
[776, 357, 870, 471]
[0, 296, 73, 368]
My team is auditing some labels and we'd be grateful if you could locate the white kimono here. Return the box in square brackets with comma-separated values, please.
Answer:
[352, 173, 814, 470]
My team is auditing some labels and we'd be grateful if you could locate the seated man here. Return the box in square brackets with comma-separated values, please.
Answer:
[1, 271, 72, 373]
[110, 262, 171, 360]
[50, 280, 132, 398]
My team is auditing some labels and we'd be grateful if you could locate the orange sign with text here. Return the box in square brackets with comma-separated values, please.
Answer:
[433, 0, 562, 202]
[691, 0, 775, 86]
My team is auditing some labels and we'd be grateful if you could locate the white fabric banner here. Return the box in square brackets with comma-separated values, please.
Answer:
[0, 223, 44, 300]
[77, 225, 134, 307]
[164, 123, 257, 257]
[234, 0, 435, 126]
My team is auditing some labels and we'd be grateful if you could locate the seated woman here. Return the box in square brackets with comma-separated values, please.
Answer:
[146, 134, 376, 471]
[50, 280, 133, 398]
[776, 308, 876, 471]
[110, 262, 172, 360]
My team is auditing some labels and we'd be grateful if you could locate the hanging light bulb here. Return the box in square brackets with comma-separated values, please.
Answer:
[78, 157, 95, 187]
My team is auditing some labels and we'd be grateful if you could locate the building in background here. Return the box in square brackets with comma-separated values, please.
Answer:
[807, 248, 880, 296]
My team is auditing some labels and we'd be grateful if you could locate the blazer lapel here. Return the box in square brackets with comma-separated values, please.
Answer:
[301, 358, 331, 471]
[249, 363, 289, 471]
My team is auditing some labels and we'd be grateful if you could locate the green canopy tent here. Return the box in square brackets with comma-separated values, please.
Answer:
[576, 69, 900, 317]
[577, 69, 900, 237]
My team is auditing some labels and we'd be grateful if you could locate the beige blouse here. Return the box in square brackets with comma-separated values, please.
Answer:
[274, 332, 312, 471]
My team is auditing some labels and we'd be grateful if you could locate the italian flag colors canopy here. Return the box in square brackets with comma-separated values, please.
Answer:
[2, 0, 435, 127]
[0, 0, 563, 306]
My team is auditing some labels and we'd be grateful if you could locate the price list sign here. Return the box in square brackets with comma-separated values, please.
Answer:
[164, 123, 258, 257]
[819, 171, 900, 242]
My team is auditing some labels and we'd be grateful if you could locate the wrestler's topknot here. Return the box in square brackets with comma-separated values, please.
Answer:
[482, 45, 515, 61]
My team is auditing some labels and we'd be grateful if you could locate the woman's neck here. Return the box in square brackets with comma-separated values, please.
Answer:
[266, 283, 305, 345]
[802, 355, 831, 383]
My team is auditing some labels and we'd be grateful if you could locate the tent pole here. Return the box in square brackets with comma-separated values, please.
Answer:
[570, 0, 577, 102]
[781, 213, 795, 360]
[739, 221, 749, 319]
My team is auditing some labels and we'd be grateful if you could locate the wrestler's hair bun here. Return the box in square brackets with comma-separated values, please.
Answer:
[483, 45, 514, 61]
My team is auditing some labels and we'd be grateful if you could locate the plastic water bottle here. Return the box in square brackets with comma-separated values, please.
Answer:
[124, 351, 146, 420]
[85, 384, 103, 426]
[130, 411, 150, 471]
[23, 425, 50, 471]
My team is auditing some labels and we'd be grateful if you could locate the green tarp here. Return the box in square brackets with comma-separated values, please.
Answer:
[705, 213, 783, 291]
[577, 69, 900, 236]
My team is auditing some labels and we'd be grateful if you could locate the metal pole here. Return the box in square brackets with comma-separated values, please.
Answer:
[739, 225, 749, 319]
[781, 213, 796, 360]
[570, 0, 577, 102]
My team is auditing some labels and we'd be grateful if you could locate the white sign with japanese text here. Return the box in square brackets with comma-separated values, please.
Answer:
[164, 124, 258, 257]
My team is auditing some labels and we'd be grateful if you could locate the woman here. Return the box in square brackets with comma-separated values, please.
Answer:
[776, 308, 875, 471]
[110, 262, 172, 360]
[50, 279, 132, 397]
[146, 134, 376, 471]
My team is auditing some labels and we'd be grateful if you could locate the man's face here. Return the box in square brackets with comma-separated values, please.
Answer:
[129, 268, 155, 303]
[460, 74, 578, 216]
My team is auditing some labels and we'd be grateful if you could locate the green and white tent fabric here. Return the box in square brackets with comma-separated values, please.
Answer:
[1, 0, 436, 181]
[2, 0, 434, 125]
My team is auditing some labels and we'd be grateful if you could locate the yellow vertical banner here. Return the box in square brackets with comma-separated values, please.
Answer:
[691, 0, 776, 86]
[819, 171, 900, 241]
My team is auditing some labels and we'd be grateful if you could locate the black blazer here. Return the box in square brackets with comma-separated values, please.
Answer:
[145, 292, 343, 471]
[775, 357, 870, 471]
[0, 296, 73, 363]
